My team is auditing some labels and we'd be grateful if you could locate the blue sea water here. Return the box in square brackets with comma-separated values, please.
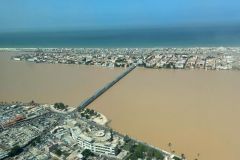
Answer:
[0, 26, 240, 48]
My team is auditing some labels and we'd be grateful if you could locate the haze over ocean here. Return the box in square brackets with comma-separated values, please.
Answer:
[0, 27, 240, 48]
[0, 0, 240, 47]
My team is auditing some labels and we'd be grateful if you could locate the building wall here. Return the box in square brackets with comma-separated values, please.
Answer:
[77, 137, 117, 156]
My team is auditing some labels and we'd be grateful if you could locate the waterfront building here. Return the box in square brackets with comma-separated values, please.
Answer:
[70, 127, 119, 156]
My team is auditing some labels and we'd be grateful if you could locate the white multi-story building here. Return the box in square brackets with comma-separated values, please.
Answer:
[70, 127, 118, 156]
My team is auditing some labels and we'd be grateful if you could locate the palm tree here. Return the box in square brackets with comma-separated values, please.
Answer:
[168, 142, 172, 152]
[30, 100, 35, 105]
[181, 153, 186, 159]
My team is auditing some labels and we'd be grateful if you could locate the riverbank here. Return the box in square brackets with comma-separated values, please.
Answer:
[1, 51, 240, 159]
[10, 47, 240, 71]
[0, 52, 123, 106]
[0, 101, 181, 160]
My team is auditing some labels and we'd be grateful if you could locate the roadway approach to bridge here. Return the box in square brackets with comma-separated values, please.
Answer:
[74, 64, 137, 112]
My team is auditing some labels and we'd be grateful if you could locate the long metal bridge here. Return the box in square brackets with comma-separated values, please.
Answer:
[75, 64, 137, 112]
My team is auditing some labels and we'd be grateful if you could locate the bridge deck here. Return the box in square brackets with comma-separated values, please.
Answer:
[75, 64, 136, 112]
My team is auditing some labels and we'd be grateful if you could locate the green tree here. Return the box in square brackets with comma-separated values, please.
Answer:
[134, 144, 145, 158]
[82, 149, 94, 158]
[181, 153, 186, 159]
[54, 102, 67, 110]
[154, 151, 164, 160]
[85, 115, 90, 119]
[8, 145, 23, 157]
[55, 149, 62, 156]
[173, 156, 182, 160]
[85, 108, 90, 113]
[80, 113, 85, 117]
[89, 109, 95, 116]
[124, 135, 131, 143]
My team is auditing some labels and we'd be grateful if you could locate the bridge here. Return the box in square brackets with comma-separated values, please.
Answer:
[75, 64, 137, 112]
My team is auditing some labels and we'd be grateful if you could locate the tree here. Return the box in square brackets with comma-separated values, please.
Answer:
[134, 144, 147, 158]
[181, 153, 186, 159]
[89, 109, 95, 116]
[82, 149, 94, 158]
[168, 142, 172, 152]
[80, 113, 85, 117]
[31, 141, 36, 146]
[85, 108, 90, 113]
[85, 115, 90, 119]
[124, 135, 131, 143]
[8, 145, 23, 157]
[147, 148, 155, 157]
[54, 102, 67, 110]
[154, 150, 164, 160]
[173, 156, 182, 160]
[30, 100, 35, 105]
[55, 149, 62, 156]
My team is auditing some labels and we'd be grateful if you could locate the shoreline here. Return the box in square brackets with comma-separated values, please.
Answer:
[0, 101, 108, 126]
[6, 47, 240, 71]
[1, 49, 240, 159]
[0, 101, 182, 160]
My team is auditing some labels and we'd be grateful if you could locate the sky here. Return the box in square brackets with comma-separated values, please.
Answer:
[0, 0, 240, 32]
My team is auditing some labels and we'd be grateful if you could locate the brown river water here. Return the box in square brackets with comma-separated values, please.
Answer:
[1, 52, 240, 160]
[0, 53, 123, 105]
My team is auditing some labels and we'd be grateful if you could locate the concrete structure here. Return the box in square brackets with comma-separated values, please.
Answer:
[70, 127, 118, 156]
[76, 64, 136, 111]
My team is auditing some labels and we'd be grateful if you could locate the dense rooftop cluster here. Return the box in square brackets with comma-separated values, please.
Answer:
[0, 103, 61, 159]
[12, 47, 240, 70]
[0, 102, 49, 129]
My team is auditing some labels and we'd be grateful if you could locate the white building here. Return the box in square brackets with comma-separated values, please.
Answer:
[70, 127, 118, 156]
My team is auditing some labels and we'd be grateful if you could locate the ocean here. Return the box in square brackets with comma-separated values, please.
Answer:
[0, 26, 240, 48]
